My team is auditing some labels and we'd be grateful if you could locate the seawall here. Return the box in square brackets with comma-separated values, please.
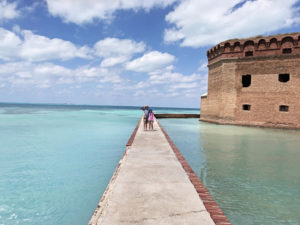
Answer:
[154, 113, 200, 118]
[88, 116, 230, 225]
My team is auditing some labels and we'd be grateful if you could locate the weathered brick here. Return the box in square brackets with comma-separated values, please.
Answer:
[201, 33, 300, 129]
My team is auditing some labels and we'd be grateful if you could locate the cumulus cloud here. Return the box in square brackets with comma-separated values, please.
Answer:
[33, 63, 73, 77]
[46, 0, 177, 24]
[165, 0, 300, 47]
[171, 82, 198, 89]
[0, 27, 92, 61]
[94, 38, 145, 67]
[132, 62, 207, 100]
[0, 0, 19, 22]
[0, 61, 122, 89]
[126, 51, 175, 73]
[0, 28, 152, 65]
[0, 62, 59, 88]
[20, 30, 92, 61]
[0, 27, 22, 60]
[148, 71, 200, 85]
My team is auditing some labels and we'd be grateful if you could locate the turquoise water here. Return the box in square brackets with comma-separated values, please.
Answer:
[160, 119, 300, 225]
[0, 103, 199, 225]
[4, 104, 298, 225]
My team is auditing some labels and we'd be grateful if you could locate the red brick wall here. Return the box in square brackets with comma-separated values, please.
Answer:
[235, 57, 300, 127]
[201, 33, 300, 129]
[201, 62, 237, 122]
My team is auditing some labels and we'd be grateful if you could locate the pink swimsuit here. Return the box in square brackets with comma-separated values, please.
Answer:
[148, 112, 154, 121]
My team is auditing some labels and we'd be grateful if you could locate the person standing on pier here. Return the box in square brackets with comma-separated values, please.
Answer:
[141, 105, 149, 131]
[148, 109, 154, 131]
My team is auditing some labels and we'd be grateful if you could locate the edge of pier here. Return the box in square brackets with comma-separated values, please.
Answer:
[88, 115, 231, 225]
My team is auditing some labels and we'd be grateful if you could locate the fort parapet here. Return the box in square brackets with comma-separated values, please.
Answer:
[201, 33, 300, 129]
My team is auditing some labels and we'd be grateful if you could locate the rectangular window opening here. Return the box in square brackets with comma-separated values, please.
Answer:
[279, 105, 289, 112]
[242, 74, 251, 87]
[279, 74, 290, 82]
[243, 104, 251, 111]
[282, 48, 292, 54]
[245, 51, 253, 57]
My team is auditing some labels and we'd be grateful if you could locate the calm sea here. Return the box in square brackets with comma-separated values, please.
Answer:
[1, 103, 299, 225]
[160, 119, 300, 225]
[0, 103, 198, 225]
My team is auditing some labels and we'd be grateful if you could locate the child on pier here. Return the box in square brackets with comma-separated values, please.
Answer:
[148, 109, 154, 131]
[141, 105, 149, 131]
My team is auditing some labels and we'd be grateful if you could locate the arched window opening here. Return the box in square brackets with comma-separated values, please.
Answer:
[224, 43, 231, 53]
[270, 38, 278, 48]
[258, 39, 266, 50]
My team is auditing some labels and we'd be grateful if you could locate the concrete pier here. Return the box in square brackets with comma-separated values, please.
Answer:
[89, 117, 230, 225]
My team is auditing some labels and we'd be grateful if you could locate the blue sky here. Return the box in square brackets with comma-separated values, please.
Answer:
[0, 0, 299, 108]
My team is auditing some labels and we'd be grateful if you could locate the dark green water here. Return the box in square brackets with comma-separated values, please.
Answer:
[160, 119, 300, 225]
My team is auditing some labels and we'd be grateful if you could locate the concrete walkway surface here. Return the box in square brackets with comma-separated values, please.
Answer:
[89, 118, 215, 225]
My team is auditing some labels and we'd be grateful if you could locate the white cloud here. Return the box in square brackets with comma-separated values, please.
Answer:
[0, 61, 123, 88]
[20, 30, 92, 61]
[95, 38, 145, 58]
[126, 51, 175, 73]
[0, 27, 22, 60]
[46, 0, 177, 25]
[171, 82, 198, 89]
[94, 38, 145, 67]
[136, 60, 209, 103]
[100, 56, 129, 68]
[165, 0, 300, 47]
[34, 63, 73, 76]
[0, 0, 19, 22]
[131, 63, 206, 101]
[197, 63, 207, 72]
[0, 63, 45, 88]
[148, 71, 200, 84]
[0, 27, 92, 61]
[74, 66, 122, 84]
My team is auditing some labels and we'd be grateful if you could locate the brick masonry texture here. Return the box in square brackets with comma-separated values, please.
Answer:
[201, 33, 300, 129]
[156, 118, 232, 225]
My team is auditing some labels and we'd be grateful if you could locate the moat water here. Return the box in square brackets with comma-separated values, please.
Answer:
[160, 119, 300, 225]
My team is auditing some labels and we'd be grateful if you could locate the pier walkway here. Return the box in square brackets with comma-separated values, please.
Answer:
[89, 117, 222, 225]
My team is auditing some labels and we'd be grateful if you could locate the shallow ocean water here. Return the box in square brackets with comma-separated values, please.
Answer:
[160, 119, 300, 225]
[0, 103, 198, 225]
[1, 103, 299, 225]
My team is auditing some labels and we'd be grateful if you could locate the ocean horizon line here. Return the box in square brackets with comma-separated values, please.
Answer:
[0, 101, 200, 111]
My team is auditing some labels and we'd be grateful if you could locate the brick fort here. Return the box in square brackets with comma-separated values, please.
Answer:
[200, 33, 300, 129]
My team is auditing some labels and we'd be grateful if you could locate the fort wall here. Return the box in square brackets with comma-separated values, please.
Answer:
[201, 33, 300, 129]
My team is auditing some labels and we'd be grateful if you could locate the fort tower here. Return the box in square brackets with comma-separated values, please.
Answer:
[200, 33, 300, 129]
